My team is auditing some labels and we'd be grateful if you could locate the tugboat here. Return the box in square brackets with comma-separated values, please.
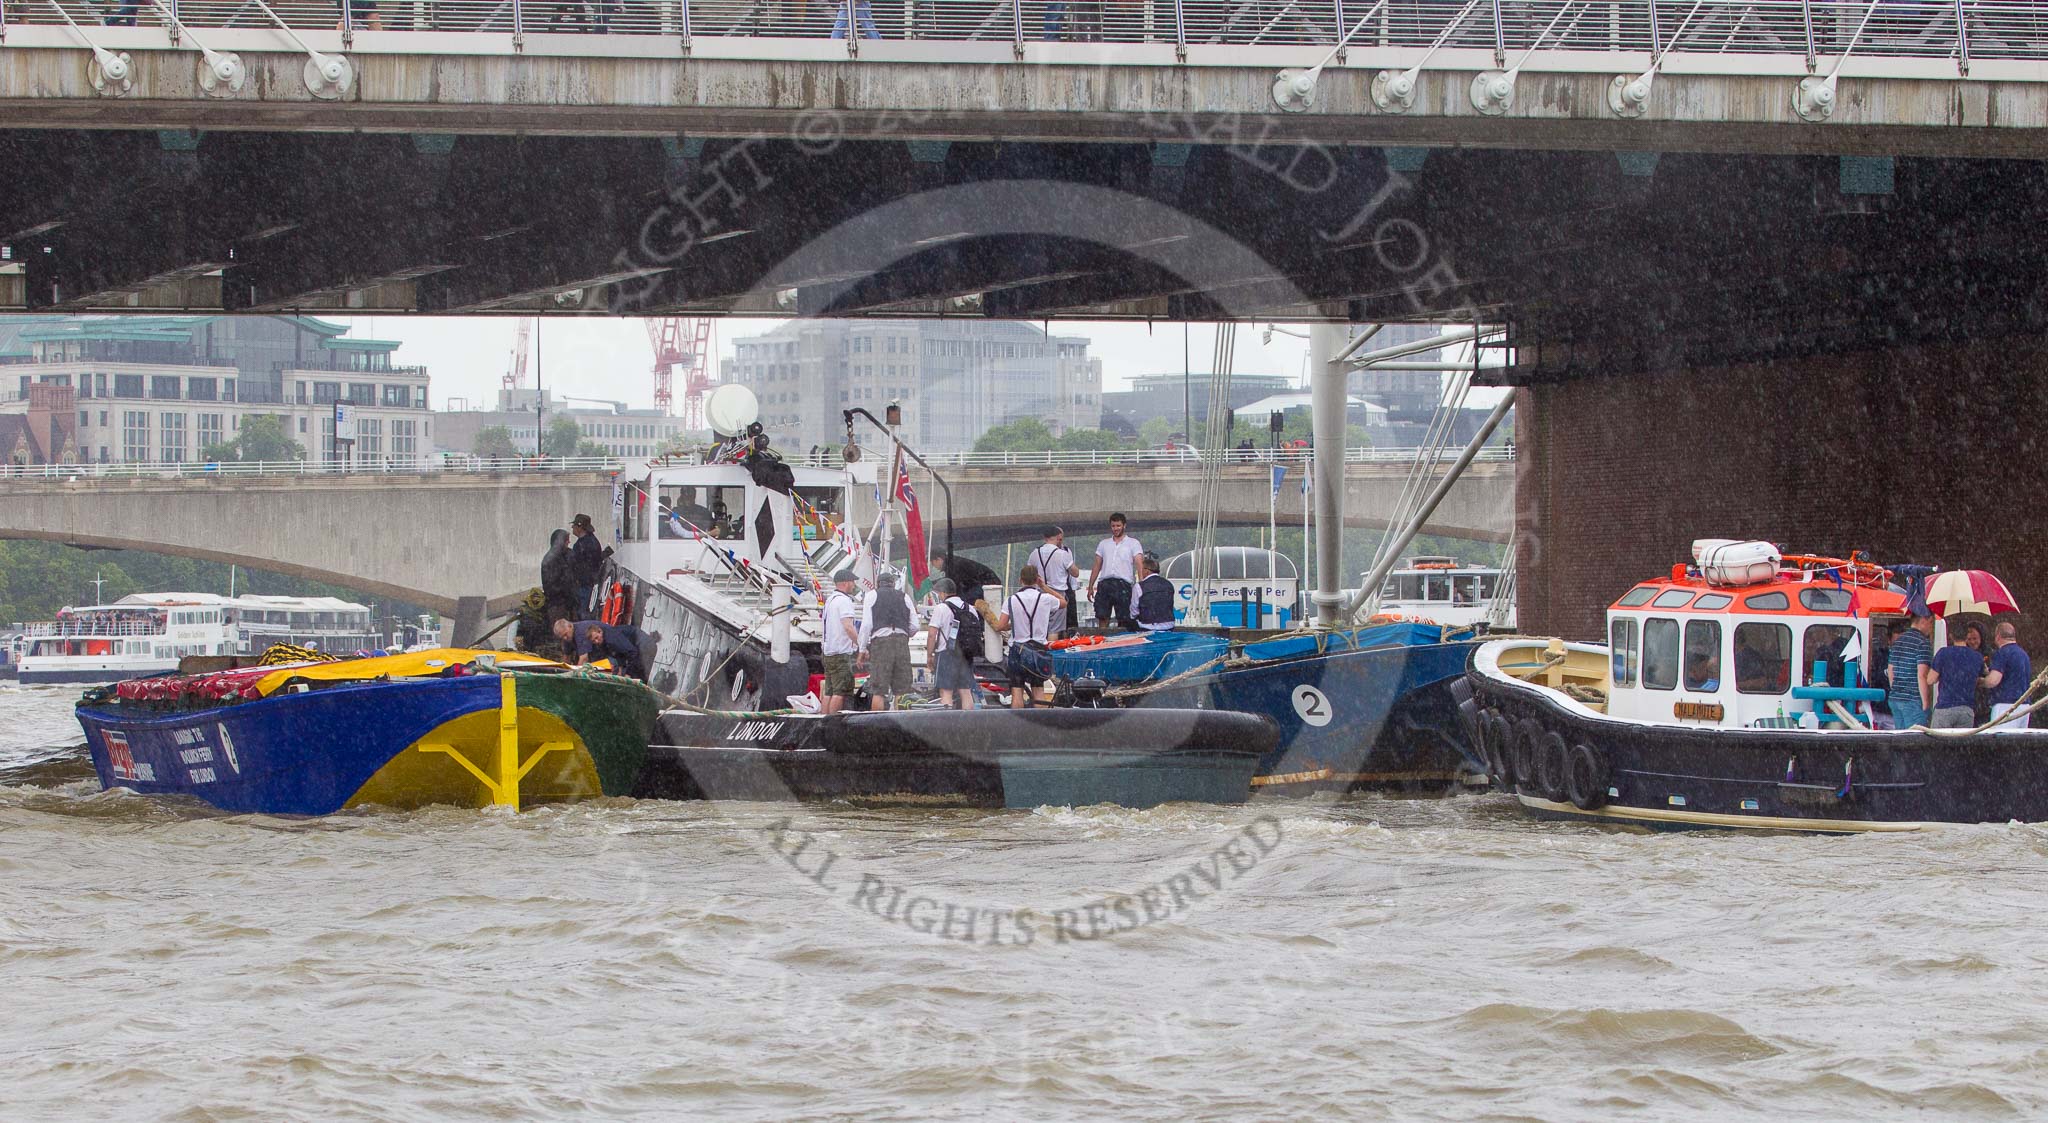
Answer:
[75, 648, 661, 815]
[1466, 539, 2048, 831]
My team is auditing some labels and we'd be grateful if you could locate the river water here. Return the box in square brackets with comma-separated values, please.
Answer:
[4, 682, 2046, 1121]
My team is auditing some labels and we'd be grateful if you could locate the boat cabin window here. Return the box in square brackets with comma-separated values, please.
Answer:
[1617, 586, 1657, 608]
[1799, 588, 1854, 613]
[1643, 617, 1680, 690]
[656, 485, 746, 541]
[1610, 617, 1639, 686]
[1422, 573, 1450, 601]
[1651, 590, 1696, 609]
[1384, 574, 1424, 600]
[1452, 575, 1481, 605]
[1734, 622, 1792, 693]
[1803, 624, 1859, 686]
[1478, 574, 1500, 599]
[1695, 593, 1733, 610]
[1744, 591, 1790, 611]
[622, 484, 650, 542]
[793, 486, 843, 541]
[1684, 620, 1722, 691]
[1167, 554, 1193, 580]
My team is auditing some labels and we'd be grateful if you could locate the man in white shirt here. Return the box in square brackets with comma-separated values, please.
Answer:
[857, 569, 918, 711]
[820, 568, 861, 714]
[1028, 525, 1082, 635]
[1086, 512, 1143, 631]
[996, 564, 1062, 709]
[924, 577, 975, 710]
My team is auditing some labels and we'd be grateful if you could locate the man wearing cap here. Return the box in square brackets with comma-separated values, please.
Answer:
[821, 569, 862, 714]
[568, 512, 610, 616]
[1029, 526, 1082, 636]
[1086, 513, 1143, 631]
[859, 569, 918, 711]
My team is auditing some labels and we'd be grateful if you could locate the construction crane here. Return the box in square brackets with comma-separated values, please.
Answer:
[645, 317, 715, 428]
[501, 317, 534, 405]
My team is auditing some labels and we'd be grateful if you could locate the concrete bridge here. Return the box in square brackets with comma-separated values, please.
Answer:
[0, 458, 1510, 616]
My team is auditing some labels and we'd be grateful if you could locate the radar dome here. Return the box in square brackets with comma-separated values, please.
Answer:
[703, 384, 760, 438]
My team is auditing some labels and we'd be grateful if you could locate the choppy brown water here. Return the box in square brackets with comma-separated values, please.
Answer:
[5, 683, 2048, 1121]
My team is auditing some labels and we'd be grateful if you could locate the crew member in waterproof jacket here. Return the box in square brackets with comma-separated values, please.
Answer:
[568, 513, 610, 614]
[1131, 552, 1177, 632]
[540, 528, 577, 623]
[552, 618, 656, 682]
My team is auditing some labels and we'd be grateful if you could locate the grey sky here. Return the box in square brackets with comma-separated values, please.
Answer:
[327, 316, 1502, 416]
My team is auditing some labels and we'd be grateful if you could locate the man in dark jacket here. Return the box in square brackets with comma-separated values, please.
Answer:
[568, 512, 609, 615]
[540, 528, 577, 623]
[554, 618, 656, 681]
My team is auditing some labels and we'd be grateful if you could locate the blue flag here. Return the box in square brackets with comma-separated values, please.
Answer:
[1272, 465, 1287, 496]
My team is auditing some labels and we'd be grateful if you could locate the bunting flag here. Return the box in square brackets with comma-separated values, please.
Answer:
[1271, 465, 1287, 496]
[897, 457, 930, 588]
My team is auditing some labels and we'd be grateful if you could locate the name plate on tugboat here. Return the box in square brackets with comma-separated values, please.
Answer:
[1673, 701, 1725, 722]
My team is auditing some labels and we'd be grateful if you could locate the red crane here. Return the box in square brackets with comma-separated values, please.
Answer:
[501, 317, 534, 401]
[645, 317, 716, 428]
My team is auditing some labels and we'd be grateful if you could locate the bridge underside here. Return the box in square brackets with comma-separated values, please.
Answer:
[4, 126, 2044, 378]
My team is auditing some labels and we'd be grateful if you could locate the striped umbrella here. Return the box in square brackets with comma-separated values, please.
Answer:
[1923, 569, 2020, 617]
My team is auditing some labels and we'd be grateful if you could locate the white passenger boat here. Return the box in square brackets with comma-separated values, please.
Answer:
[1373, 555, 1515, 630]
[16, 593, 380, 684]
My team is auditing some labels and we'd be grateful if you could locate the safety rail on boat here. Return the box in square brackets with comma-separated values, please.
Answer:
[0, 445, 1508, 480]
[23, 619, 167, 637]
[1, 0, 2040, 78]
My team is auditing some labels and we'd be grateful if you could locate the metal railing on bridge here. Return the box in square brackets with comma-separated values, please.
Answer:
[0, 445, 1511, 481]
[3, 0, 2041, 78]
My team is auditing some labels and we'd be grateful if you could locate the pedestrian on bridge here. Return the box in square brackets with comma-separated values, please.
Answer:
[1087, 513, 1143, 631]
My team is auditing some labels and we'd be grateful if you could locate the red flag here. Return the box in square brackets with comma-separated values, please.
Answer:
[896, 459, 930, 587]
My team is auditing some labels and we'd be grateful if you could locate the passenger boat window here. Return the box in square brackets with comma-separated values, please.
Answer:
[1610, 617, 1639, 686]
[1167, 555, 1193, 580]
[1452, 575, 1481, 605]
[1694, 593, 1732, 610]
[1424, 574, 1450, 601]
[1479, 574, 1499, 599]
[1385, 575, 1423, 600]
[1803, 624, 1860, 686]
[1799, 588, 1854, 613]
[1683, 620, 1723, 691]
[1651, 589, 1696, 609]
[1643, 617, 1679, 690]
[1617, 586, 1658, 607]
[1744, 591, 1790, 611]
[1734, 622, 1793, 693]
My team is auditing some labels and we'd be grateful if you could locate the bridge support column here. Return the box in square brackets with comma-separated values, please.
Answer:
[452, 596, 488, 648]
[1310, 323, 1349, 628]
[1515, 336, 2048, 640]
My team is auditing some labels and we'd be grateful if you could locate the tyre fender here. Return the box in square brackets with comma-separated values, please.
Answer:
[1567, 742, 1611, 811]
[1536, 730, 1571, 803]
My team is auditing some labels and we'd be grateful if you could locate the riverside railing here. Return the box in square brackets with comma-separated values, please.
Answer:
[0, 445, 1510, 481]
[2, 0, 2041, 74]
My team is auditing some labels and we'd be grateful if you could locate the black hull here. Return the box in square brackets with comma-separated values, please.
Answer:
[1467, 668, 2048, 830]
[637, 707, 1275, 809]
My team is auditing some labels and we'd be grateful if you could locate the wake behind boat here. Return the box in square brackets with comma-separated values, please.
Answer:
[1466, 540, 2048, 831]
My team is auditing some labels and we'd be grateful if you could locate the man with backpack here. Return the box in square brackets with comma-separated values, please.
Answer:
[924, 577, 978, 710]
[859, 569, 918, 711]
